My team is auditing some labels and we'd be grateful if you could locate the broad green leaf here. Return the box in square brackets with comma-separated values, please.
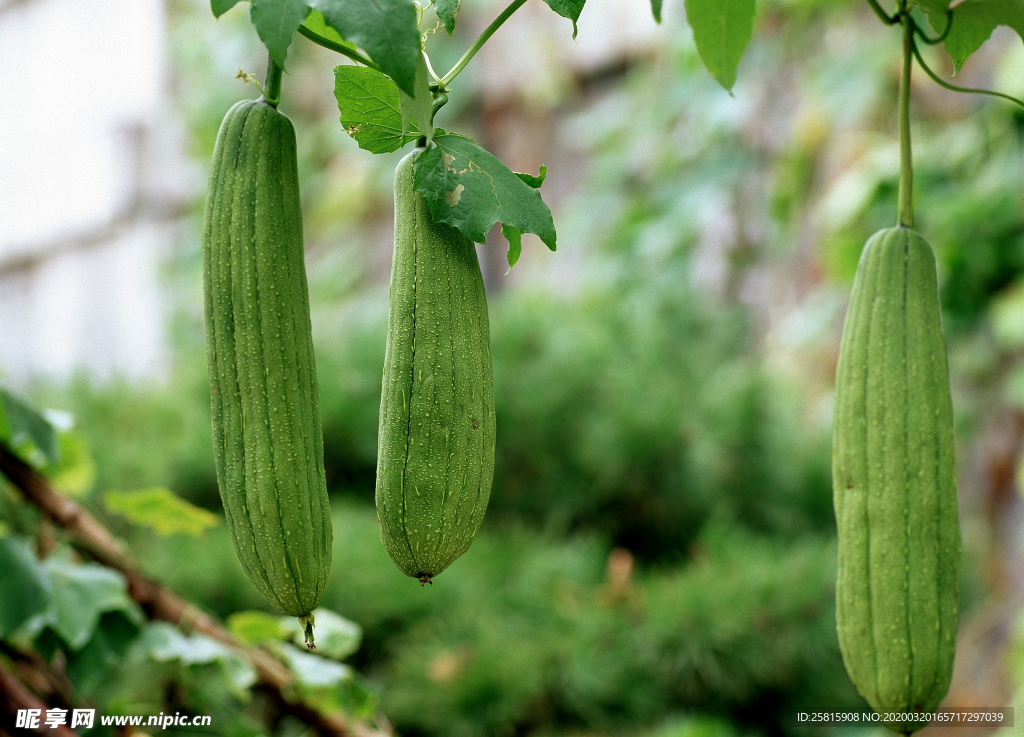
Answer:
[0, 387, 58, 467]
[272, 642, 353, 687]
[139, 621, 257, 694]
[303, 7, 356, 49]
[334, 65, 419, 153]
[436, 0, 460, 34]
[251, 0, 311, 67]
[315, 0, 422, 96]
[66, 612, 139, 694]
[212, 0, 243, 17]
[651, 0, 663, 23]
[104, 488, 220, 538]
[289, 609, 362, 660]
[399, 51, 435, 145]
[934, 0, 1024, 72]
[228, 610, 289, 644]
[684, 0, 757, 91]
[413, 131, 557, 251]
[542, 0, 586, 39]
[0, 537, 51, 638]
[49, 432, 96, 498]
[516, 165, 547, 189]
[45, 558, 141, 651]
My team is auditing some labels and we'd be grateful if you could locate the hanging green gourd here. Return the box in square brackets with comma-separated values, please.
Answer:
[374, 148, 496, 584]
[202, 59, 332, 647]
[832, 8, 960, 732]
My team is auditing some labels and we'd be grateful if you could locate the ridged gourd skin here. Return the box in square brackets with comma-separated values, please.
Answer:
[202, 98, 332, 625]
[376, 148, 496, 583]
[832, 226, 960, 733]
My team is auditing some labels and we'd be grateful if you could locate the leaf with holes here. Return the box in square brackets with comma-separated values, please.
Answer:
[413, 131, 556, 252]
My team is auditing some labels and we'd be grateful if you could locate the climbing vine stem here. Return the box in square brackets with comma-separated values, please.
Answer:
[866, 0, 898, 25]
[440, 0, 527, 87]
[898, 13, 913, 228]
[297, 24, 382, 73]
[911, 35, 1024, 109]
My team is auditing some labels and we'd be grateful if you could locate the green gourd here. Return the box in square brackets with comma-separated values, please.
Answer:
[202, 97, 332, 646]
[833, 226, 960, 732]
[376, 148, 496, 584]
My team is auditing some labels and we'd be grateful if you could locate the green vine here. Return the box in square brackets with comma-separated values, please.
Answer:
[898, 13, 913, 228]
[911, 37, 1024, 109]
[440, 0, 528, 87]
[297, 24, 383, 73]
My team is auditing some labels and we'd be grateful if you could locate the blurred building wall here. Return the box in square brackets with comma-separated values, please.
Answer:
[0, 0, 185, 386]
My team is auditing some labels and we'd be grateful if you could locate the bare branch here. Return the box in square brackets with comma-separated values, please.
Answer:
[0, 445, 391, 737]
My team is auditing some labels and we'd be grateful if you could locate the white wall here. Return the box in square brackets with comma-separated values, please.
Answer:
[0, 0, 182, 385]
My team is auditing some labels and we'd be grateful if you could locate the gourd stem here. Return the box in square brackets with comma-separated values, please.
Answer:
[440, 0, 527, 88]
[265, 54, 283, 106]
[897, 15, 913, 228]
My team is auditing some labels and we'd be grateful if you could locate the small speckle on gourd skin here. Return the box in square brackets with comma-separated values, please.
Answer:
[375, 149, 495, 581]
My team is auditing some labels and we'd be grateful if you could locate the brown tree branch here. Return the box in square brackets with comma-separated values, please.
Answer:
[0, 658, 79, 737]
[0, 445, 392, 737]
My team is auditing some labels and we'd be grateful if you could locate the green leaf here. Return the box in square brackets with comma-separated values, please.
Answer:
[251, 0, 311, 67]
[399, 52, 435, 145]
[516, 165, 547, 189]
[228, 610, 290, 644]
[66, 612, 139, 694]
[0, 387, 58, 467]
[542, 0, 586, 38]
[49, 432, 96, 498]
[935, 0, 1024, 72]
[502, 223, 523, 269]
[436, 0, 460, 33]
[684, 0, 757, 91]
[272, 642, 353, 687]
[315, 0, 422, 96]
[334, 65, 418, 153]
[0, 537, 51, 638]
[414, 131, 557, 252]
[104, 488, 220, 538]
[651, 0, 663, 23]
[44, 558, 141, 651]
[212, 0, 243, 17]
[303, 8, 357, 49]
[139, 621, 257, 694]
